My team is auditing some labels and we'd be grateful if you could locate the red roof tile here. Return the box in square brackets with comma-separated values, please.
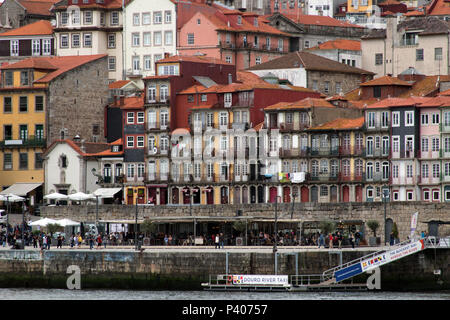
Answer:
[264, 97, 335, 111]
[1, 55, 107, 83]
[108, 80, 131, 89]
[360, 75, 412, 87]
[366, 96, 432, 108]
[283, 13, 364, 28]
[18, 0, 58, 16]
[308, 39, 361, 51]
[119, 96, 144, 110]
[309, 117, 365, 130]
[0, 20, 53, 37]
[157, 55, 231, 65]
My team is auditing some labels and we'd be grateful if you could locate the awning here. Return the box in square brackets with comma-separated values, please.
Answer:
[0, 183, 42, 196]
[92, 188, 122, 198]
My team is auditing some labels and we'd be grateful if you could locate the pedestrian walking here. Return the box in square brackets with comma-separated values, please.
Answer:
[349, 232, 355, 249]
[96, 233, 103, 249]
[390, 231, 395, 245]
[103, 233, 107, 249]
[57, 235, 63, 248]
[47, 234, 52, 250]
[355, 230, 361, 247]
[215, 233, 219, 249]
[77, 234, 82, 248]
[337, 231, 343, 249]
[328, 233, 333, 249]
[89, 234, 94, 249]
[33, 235, 37, 248]
[220, 232, 224, 249]
[42, 234, 47, 250]
[318, 233, 325, 248]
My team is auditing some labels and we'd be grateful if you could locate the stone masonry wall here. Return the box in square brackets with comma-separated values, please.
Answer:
[41, 202, 450, 240]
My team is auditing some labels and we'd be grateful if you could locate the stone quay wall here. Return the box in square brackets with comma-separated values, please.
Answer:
[0, 248, 449, 291]
[41, 202, 450, 240]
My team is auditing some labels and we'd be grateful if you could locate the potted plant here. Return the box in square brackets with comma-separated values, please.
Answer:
[232, 220, 247, 245]
[319, 220, 335, 236]
[366, 220, 380, 246]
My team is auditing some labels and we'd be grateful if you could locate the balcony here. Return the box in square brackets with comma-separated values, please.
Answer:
[417, 175, 441, 185]
[145, 172, 169, 182]
[279, 147, 309, 158]
[170, 173, 232, 184]
[279, 122, 294, 132]
[146, 95, 170, 105]
[365, 172, 390, 183]
[363, 123, 390, 132]
[146, 146, 169, 156]
[310, 147, 339, 157]
[0, 136, 46, 149]
[309, 173, 339, 182]
[365, 148, 389, 158]
[231, 122, 249, 131]
[146, 121, 170, 131]
[339, 173, 364, 182]
[339, 147, 365, 157]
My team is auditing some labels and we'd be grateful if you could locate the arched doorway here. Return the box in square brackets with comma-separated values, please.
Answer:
[192, 187, 200, 204]
[250, 186, 257, 203]
[220, 186, 228, 204]
[330, 186, 337, 202]
[269, 186, 277, 203]
[283, 186, 291, 203]
[182, 187, 190, 204]
[311, 186, 318, 202]
[242, 186, 248, 204]
[355, 185, 363, 202]
[171, 187, 179, 204]
[342, 185, 350, 202]
[301, 186, 309, 202]
[234, 186, 241, 204]
[257, 185, 264, 203]
[206, 186, 214, 204]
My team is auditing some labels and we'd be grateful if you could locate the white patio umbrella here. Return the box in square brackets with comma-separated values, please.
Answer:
[55, 218, 80, 227]
[68, 192, 95, 201]
[43, 192, 68, 200]
[0, 193, 25, 202]
[29, 217, 59, 227]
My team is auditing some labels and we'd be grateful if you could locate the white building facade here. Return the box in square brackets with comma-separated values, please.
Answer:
[124, 0, 177, 82]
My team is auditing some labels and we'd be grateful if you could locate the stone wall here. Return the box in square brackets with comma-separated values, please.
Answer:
[0, 248, 448, 290]
[47, 56, 109, 145]
[41, 202, 450, 240]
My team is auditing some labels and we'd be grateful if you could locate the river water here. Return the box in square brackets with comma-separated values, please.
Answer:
[1, 288, 449, 300]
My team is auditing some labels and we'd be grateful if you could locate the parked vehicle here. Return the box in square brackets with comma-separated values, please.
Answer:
[0, 210, 7, 225]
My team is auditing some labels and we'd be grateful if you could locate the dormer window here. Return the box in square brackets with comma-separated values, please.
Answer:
[237, 16, 242, 25]
[112, 146, 120, 152]
[254, 18, 258, 27]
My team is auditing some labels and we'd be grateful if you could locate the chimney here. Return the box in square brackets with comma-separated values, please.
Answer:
[228, 73, 233, 84]
[120, 95, 125, 105]
[164, 52, 170, 59]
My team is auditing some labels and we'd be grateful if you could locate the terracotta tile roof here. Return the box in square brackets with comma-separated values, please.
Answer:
[119, 96, 144, 110]
[398, 16, 450, 35]
[360, 75, 412, 87]
[439, 88, 450, 96]
[282, 13, 364, 28]
[18, 0, 58, 16]
[417, 95, 450, 107]
[264, 97, 335, 111]
[172, 128, 190, 135]
[427, 0, 450, 16]
[253, 121, 264, 131]
[308, 117, 365, 130]
[52, 0, 122, 10]
[1, 54, 107, 84]
[108, 80, 131, 89]
[0, 20, 53, 37]
[307, 39, 361, 51]
[365, 96, 432, 108]
[247, 51, 374, 75]
[179, 85, 207, 94]
[397, 75, 450, 98]
[191, 104, 214, 110]
[110, 138, 122, 146]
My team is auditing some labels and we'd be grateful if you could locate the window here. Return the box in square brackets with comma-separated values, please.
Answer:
[433, 190, 440, 201]
[3, 97, 12, 113]
[165, 31, 173, 45]
[144, 55, 151, 71]
[367, 112, 375, 128]
[108, 56, 116, 71]
[84, 11, 93, 24]
[225, 56, 232, 64]
[435, 47, 442, 61]
[35, 124, 44, 140]
[422, 163, 429, 178]
[237, 15, 242, 24]
[111, 12, 119, 25]
[406, 164, 413, 178]
[432, 138, 440, 152]
[393, 164, 398, 178]
[201, 94, 207, 102]
[72, 33, 80, 47]
[424, 189, 430, 201]
[160, 85, 169, 101]
[375, 53, 383, 65]
[108, 33, 116, 48]
[19, 96, 28, 112]
[133, 13, 140, 26]
[324, 81, 330, 94]
[187, 33, 194, 45]
[421, 137, 429, 152]
[100, 12, 105, 25]
[381, 111, 389, 127]
[20, 71, 29, 86]
[154, 11, 162, 24]
[61, 12, 68, 25]
[43, 39, 51, 55]
[433, 163, 440, 178]
[132, 33, 140, 46]
[154, 31, 162, 46]
[445, 137, 450, 153]
[4, 153, 12, 170]
[127, 112, 134, 124]
[143, 32, 151, 46]
[421, 113, 429, 125]
[416, 49, 424, 61]
[402, 32, 418, 46]
[165, 11, 172, 23]
[60, 34, 69, 48]
[255, 57, 261, 64]
[392, 111, 400, 127]
[32, 39, 40, 56]
[445, 162, 450, 177]
[392, 136, 399, 153]
[35, 96, 44, 112]
[335, 82, 342, 94]
[19, 125, 28, 140]
[71, 9, 80, 25]
[127, 136, 134, 148]
[83, 33, 92, 47]
[405, 111, 414, 126]
[132, 56, 140, 73]
[19, 153, 28, 170]
[382, 136, 389, 155]
[224, 93, 232, 107]
[219, 112, 228, 126]
[366, 162, 373, 179]
[127, 164, 135, 178]
[432, 113, 440, 124]
[142, 12, 151, 25]
[407, 191, 414, 201]
[320, 186, 328, 197]
[137, 112, 144, 124]
[137, 136, 144, 148]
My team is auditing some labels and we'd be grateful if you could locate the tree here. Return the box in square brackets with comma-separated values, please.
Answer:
[367, 220, 380, 237]
[392, 222, 399, 239]
[232, 220, 247, 236]
[46, 223, 61, 236]
[319, 220, 335, 235]
[141, 219, 157, 237]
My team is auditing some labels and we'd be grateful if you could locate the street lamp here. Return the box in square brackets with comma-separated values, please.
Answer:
[134, 189, 141, 251]
[382, 188, 389, 246]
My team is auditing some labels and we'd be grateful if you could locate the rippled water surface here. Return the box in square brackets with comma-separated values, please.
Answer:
[1, 288, 449, 300]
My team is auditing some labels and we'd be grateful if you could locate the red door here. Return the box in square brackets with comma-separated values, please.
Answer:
[171, 188, 179, 204]
[206, 188, 214, 204]
[342, 186, 350, 202]
[148, 188, 157, 204]
[160, 187, 167, 205]
[355, 186, 362, 202]
[283, 186, 291, 203]
[301, 186, 309, 202]
[269, 187, 277, 203]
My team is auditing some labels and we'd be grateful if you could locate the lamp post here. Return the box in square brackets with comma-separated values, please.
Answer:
[95, 195, 99, 231]
[274, 195, 281, 275]
[5, 195, 10, 246]
[134, 189, 139, 251]
[382, 189, 389, 246]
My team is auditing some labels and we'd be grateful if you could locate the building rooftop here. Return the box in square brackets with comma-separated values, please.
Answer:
[264, 97, 335, 111]
[15, 0, 59, 17]
[0, 20, 53, 37]
[279, 13, 364, 28]
[308, 117, 365, 131]
[360, 75, 413, 87]
[307, 39, 361, 52]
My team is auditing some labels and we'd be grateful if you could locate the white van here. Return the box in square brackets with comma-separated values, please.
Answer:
[0, 210, 7, 225]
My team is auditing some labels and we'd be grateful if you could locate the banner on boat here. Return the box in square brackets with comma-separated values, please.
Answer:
[231, 275, 288, 286]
